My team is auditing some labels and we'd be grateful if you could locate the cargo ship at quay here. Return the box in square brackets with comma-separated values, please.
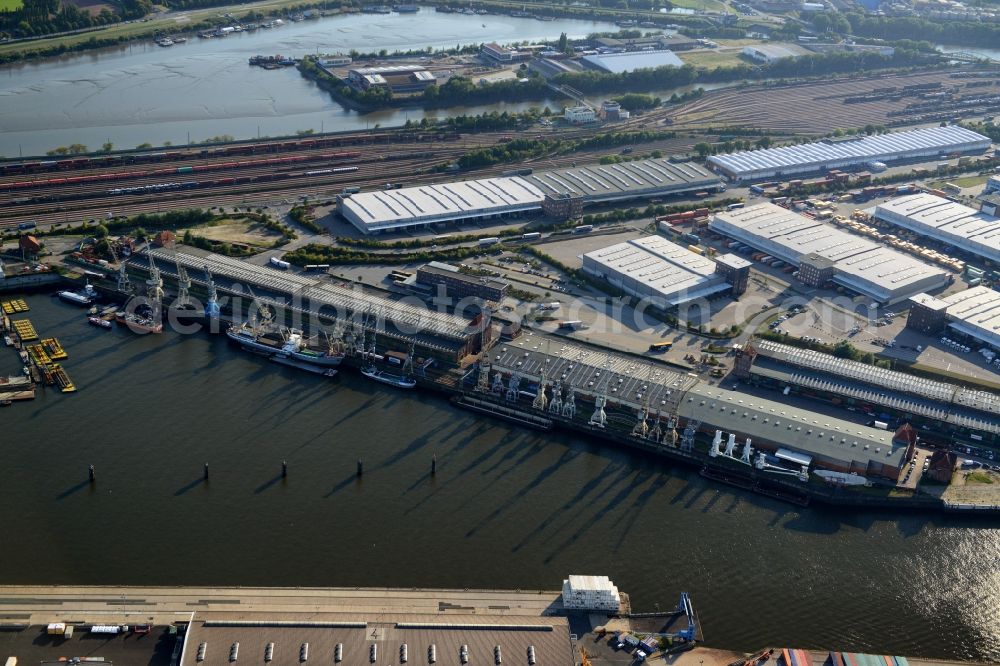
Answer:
[225, 316, 345, 368]
[30, 246, 1000, 516]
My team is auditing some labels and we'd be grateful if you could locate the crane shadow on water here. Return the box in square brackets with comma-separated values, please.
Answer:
[463, 447, 580, 538]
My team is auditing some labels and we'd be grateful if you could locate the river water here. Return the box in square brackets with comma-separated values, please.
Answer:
[0, 10, 623, 158]
[1, 295, 999, 660]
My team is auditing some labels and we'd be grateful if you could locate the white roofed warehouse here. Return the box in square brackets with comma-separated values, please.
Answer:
[710, 203, 950, 304]
[940, 286, 1000, 351]
[707, 125, 991, 182]
[872, 193, 1000, 265]
[339, 158, 722, 234]
[581, 236, 732, 308]
[561, 576, 621, 612]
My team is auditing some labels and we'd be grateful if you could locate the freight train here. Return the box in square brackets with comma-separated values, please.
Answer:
[3, 152, 363, 191]
[0, 132, 461, 176]
[106, 166, 360, 195]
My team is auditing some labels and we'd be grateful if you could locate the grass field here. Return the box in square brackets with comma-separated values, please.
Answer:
[678, 49, 746, 69]
[0, 0, 24, 11]
[668, 0, 733, 13]
[930, 174, 990, 189]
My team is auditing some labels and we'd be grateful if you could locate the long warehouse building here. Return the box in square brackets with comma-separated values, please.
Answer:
[340, 157, 722, 234]
[580, 235, 733, 308]
[710, 203, 950, 305]
[707, 125, 992, 182]
[872, 192, 1000, 264]
[487, 334, 911, 479]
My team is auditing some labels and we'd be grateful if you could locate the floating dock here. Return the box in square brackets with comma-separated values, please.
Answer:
[1, 299, 29, 314]
[50, 365, 76, 393]
[26, 343, 52, 366]
[11, 318, 37, 341]
[41, 337, 68, 360]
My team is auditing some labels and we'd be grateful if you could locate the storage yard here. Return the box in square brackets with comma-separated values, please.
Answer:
[871, 193, 1000, 264]
[664, 69, 1000, 135]
[710, 203, 951, 305]
[706, 125, 991, 182]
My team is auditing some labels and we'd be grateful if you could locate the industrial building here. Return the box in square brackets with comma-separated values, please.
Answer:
[346, 64, 436, 94]
[561, 575, 621, 612]
[340, 157, 722, 234]
[593, 34, 699, 51]
[872, 193, 1000, 264]
[741, 43, 810, 63]
[737, 338, 1000, 443]
[143, 248, 487, 363]
[713, 252, 751, 296]
[581, 49, 684, 73]
[710, 203, 949, 304]
[0, 586, 578, 666]
[481, 42, 518, 62]
[707, 125, 992, 182]
[564, 106, 598, 123]
[678, 382, 912, 479]
[416, 261, 509, 302]
[938, 286, 1000, 351]
[486, 335, 911, 480]
[581, 236, 733, 309]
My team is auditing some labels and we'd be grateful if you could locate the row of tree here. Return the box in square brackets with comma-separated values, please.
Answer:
[0, 0, 149, 38]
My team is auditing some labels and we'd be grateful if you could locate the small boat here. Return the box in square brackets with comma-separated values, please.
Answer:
[57, 281, 97, 306]
[88, 316, 112, 329]
[173, 36, 188, 43]
[156, 37, 174, 47]
[0, 400, 12, 407]
[3, 335, 11, 347]
[361, 365, 416, 389]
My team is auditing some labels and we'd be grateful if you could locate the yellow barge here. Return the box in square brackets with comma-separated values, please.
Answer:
[12, 318, 37, 341]
[26, 344, 52, 366]
[1, 299, 29, 315]
[41, 337, 68, 360]
[50, 365, 76, 393]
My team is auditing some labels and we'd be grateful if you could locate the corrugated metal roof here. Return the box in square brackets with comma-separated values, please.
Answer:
[874, 192, 1000, 263]
[708, 125, 992, 178]
[710, 203, 948, 302]
[581, 235, 727, 306]
[581, 49, 684, 73]
[679, 383, 904, 467]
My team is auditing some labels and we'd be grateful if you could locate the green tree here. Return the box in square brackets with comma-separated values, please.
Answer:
[694, 142, 713, 158]
[94, 223, 109, 238]
[101, 141, 113, 153]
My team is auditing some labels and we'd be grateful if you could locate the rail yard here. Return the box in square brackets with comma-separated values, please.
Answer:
[664, 69, 1000, 134]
